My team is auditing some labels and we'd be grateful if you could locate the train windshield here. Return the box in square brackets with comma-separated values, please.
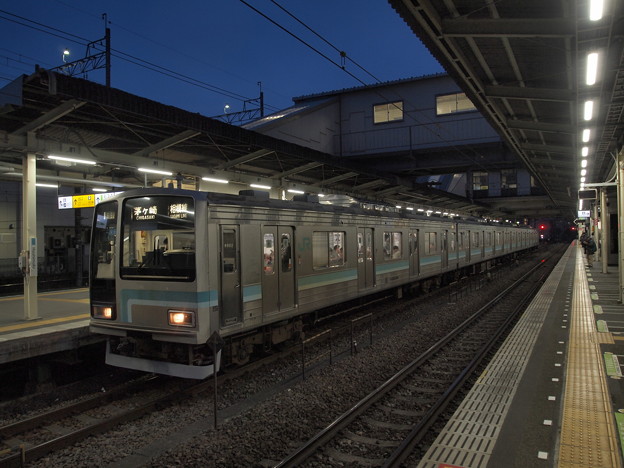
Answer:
[92, 200, 118, 280]
[120, 196, 196, 281]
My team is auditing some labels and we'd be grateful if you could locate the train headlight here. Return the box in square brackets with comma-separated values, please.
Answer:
[92, 305, 116, 320]
[168, 310, 195, 327]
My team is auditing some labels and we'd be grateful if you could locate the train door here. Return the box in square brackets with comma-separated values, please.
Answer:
[357, 227, 375, 290]
[409, 230, 419, 276]
[441, 230, 448, 269]
[262, 226, 295, 315]
[220, 225, 242, 326]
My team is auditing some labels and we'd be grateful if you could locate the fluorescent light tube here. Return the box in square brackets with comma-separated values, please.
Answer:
[48, 155, 96, 165]
[138, 167, 173, 176]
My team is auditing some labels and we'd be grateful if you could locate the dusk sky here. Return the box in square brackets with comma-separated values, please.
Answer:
[0, 1, 443, 118]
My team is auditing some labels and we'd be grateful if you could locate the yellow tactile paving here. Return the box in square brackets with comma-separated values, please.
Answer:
[557, 249, 622, 468]
[598, 333, 616, 344]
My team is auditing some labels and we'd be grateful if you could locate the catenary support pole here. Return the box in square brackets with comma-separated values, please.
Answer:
[22, 149, 38, 320]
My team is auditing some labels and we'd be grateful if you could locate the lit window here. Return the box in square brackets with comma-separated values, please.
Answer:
[501, 169, 517, 189]
[313, 231, 345, 268]
[383, 232, 402, 259]
[373, 101, 403, 124]
[473, 171, 488, 190]
[436, 92, 476, 115]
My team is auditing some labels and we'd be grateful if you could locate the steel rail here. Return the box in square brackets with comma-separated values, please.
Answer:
[383, 266, 550, 467]
[275, 255, 552, 468]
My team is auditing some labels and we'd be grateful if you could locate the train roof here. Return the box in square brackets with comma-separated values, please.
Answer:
[106, 187, 536, 230]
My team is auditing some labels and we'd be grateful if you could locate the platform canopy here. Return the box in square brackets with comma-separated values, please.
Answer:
[389, 0, 624, 218]
[0, 70, 508, 218]
[1, 0, 622, 220]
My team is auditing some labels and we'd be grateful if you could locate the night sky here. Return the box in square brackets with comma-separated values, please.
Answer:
[0, 1, 443, 117]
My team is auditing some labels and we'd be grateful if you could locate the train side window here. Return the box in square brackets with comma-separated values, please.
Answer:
[313, 231, 345, 269]
[329, 232, 345, 266]
[473, 232, 480, 247]
[409, 231, 418, 256]
[425, 232, 437, 254]
[383, 232, 402, 259]
[313, 232, 328, 268]
[280, 233, 292, 272]
[263, 233, 275, 274]
[357, 232, 364, 261]
[450, 233, 456, 251]
[222, 229, 237, 273]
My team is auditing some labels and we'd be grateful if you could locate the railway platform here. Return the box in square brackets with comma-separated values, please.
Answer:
[0, 288, 98, 365]
[1, 243, 624, 467]
[418, 241, 624, 468]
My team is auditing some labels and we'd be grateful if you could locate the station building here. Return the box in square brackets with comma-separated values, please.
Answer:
[245, 74, 543, 203]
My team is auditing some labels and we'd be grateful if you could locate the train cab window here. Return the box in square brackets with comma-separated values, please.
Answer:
[120, 196, 196, 281]
[383, 232, 402, 259]
[425, 232, 437, 254]
[263, 233, 275, 274]
[313, 231, 345, 269]
[92, 201, 118, 280]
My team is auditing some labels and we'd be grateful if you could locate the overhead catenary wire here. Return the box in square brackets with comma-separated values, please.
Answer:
[239, 1, 497, 174]
[238, 0, 370, 88]
[49, 0, 290, 107]
[268, 0, 383, 84]
[3, 4, 500, 176]
[0, 9, 277, 110]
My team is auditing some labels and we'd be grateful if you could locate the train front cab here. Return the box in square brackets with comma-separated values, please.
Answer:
[90, 192, 219, 380]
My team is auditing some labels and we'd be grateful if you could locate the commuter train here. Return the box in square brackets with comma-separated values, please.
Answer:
[89, 187, 538, 379]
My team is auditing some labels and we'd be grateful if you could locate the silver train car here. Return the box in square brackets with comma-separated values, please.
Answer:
[89, 187, 538, 379]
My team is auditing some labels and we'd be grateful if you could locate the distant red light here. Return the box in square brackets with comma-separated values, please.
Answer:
[539, 224, 546, 230]
[541, 259, 545, 263]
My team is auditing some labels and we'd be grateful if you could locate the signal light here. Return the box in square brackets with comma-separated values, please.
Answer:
[539, 224, 546, 230]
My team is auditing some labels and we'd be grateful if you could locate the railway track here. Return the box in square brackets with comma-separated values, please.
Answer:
[275, 252, 554, 467]
[0, 375, 194, 467]
[0, 249, 554, 466]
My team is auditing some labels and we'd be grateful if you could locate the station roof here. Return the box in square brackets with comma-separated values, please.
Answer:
[0, 71, 500, 217]
[389, 0, 624, 218]
[1, 0, 622, 221]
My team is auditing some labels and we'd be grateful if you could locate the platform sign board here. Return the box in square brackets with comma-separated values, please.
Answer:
[95, 192, 119, 204]
[578, 210, 591, 218]
[579, 189, 597, 200]
[72, 194, 96, 208]
[58, 196, 73, 210]
[58, 192, 121, 210]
